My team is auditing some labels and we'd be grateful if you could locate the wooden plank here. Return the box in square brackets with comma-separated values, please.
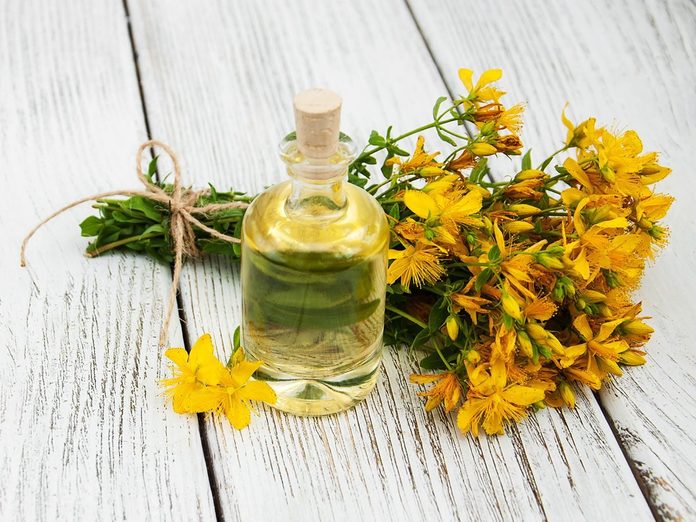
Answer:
[128, 0, 652, 519]
[406, 0, 696, 518]
[0, 1, 216, 520]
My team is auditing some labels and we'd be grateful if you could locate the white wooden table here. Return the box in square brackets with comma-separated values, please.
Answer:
[2, 1, 695, 520]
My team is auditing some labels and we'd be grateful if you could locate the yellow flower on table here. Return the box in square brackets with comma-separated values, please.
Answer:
[457, 360, 545, 436]
[162, 333, 225, 414]
[410, 372, 463, 413]
[207, 352, 277, 430]
[163, 334, 276, 430]
[567, 314, 631, 378]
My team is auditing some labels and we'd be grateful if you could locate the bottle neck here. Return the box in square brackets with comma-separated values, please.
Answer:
[278, 132, 356, 219]
[285, 166, 347, 219]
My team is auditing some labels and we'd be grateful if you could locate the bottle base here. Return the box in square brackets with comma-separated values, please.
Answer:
[268, 370, 380, 416]
[252, 350, 382, 416]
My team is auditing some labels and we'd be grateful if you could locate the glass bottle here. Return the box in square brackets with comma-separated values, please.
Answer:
[241, 89, 389, 415]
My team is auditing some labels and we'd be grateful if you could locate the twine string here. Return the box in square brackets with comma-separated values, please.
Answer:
[20, 139, 247, 347]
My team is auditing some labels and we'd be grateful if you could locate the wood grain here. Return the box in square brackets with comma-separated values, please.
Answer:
[128, 0, 655, 519]
[406, 0, 696, 518]
[0, 1, 216, 519]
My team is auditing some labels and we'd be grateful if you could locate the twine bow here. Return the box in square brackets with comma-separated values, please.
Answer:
[20, 140, 247, 347]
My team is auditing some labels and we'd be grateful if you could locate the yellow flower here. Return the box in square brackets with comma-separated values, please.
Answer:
[561, 106, 596, 148]
[459, 68, 505, 102]
[162, 334, 225, 413]
[411, 372, 463, 412]
[451, 292, 490, 323]
[523, 298, 557, 321]
[568, 314, 630, 376]
[404, 189, 483, 227]
[387, 242, 445, 288]
[387, 135, 440, 174]
[163, 334, 276, 430]
[207, 351, 277, 430]
[457, 360, 545, 435]
[496, 104, 525, 134]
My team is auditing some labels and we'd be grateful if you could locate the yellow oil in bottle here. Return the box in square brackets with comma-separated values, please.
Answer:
[241, 103, 389, 415]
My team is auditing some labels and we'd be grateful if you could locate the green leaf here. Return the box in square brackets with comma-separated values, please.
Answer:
[381, 152, 395, 178]
[80, 216, 103, 237]
[233, 325, 241, 349]
[147, 156, 159, 180]
[419, 352, 447, 370]
[432, 96, 448, 120]
[208, 183, 219, 201]
[470, 158, 488, 183]
[428, 298, 448, 332]
[140, 224, 165, 237]
[410, 328, 431, 351]
[232, 219, 243, 256]
[128, 196, 162, 222]
[488, 244, 501, 263]
[521, 149, 532, 170]
[388, 203, 400, 220]
[348, 173, 368, 188]
[368, 130, 386, 147]
[474, 268, 493, 292]
[436, 125, 457, 147]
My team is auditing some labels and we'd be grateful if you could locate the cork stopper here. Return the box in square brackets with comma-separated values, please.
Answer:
[293, 88, 342, 159]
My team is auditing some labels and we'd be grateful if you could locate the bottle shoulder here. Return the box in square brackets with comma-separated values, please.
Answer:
[242, 180, 389, 257]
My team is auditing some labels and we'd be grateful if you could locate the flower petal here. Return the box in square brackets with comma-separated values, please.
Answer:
[224, 397, 251, 430]
[229, 359, 264, 387]
[238, 380, 277, 404]
[404, 190, 441, 219]
[502, 385, 545, 406]
[458, 68, 474, 92]
[165, 348, 189, 367]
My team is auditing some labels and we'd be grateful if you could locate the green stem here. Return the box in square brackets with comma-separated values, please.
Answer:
[86, 232, 163, 257]
[538, 145, 570, 171]
[385, 303, 427, 329]
[354, 116, 462, 164]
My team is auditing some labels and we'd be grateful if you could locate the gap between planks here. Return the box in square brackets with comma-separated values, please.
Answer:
[121, 0, 225, 520]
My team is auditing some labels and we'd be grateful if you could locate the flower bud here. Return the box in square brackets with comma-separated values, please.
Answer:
[618, 350, 646, 366]
[508, 204, 541, 216]
[536, 253, 565, 270]
[501, 292, 523, 321]
[559, 381, 576, 408]
[545, 333, 565, 354]
[526, 323, 547, 343]
[621, 320, 654, 336]
[504, 221, 535, 234]
[517, 330, 534, 358]
[446, 316, 460, 341]
[515, 169, 545, 181]
[470, 142, 498, 156]
[581, 290, 606, 303]
[597, 357, 623, 376]
[420, 166, 447, 177]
